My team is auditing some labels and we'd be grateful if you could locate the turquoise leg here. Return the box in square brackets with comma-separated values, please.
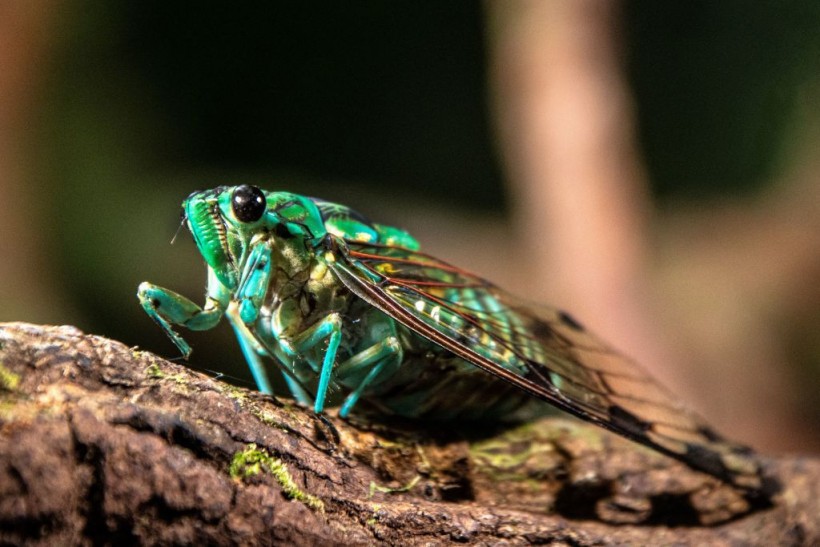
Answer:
[227, 302, 316, 404]
[266, 336, 313, 405]
[316, 326, 341, 413]
[227, 241, 319, 404]
[281, 372, 313, 406]
[335, 337, 402, 418]
[284, 314, 343, 414]
[283, 318, 404, 416]
[137, 270, 228, 357]
[226, 308, 274, 395]
[235, 243, 272, 324]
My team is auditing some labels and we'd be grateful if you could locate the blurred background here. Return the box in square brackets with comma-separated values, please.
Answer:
[1, 1, 818, 454]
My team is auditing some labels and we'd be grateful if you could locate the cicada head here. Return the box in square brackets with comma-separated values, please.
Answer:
[182, 185, 327, 290]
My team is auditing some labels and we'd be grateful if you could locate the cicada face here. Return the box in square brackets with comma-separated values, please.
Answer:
[183, 185, 331, 290]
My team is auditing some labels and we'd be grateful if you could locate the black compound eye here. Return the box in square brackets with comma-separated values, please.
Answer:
[231, 185, 266, 223]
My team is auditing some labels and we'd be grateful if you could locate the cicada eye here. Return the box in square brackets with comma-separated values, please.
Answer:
[231, 185, 266, 223]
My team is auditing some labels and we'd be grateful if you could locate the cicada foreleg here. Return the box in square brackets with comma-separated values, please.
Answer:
[137, 268, 229, 358]
[224, 306, 276, 396]
[224, 240, 317, 404]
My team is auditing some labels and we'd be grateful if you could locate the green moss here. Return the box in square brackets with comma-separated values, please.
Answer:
[239, 396, 284, 428]
[230, 444, 324, 512]
[224, 384, 248, 401]
[368, 475, 420, 497]
[0, 363, 20, 391]
[471, 424, 543, 470]
[144, 363, 188, 385]
[230, 444, 266, 478]
[469, 420, 575, 483]
[216, 383, 250, 408]
[251, 407, 281, 427]
[471, 438, 538, 471]
[215, 384, 296, 436]
[365, 504, 382, 528]
[0, 399, 18, 418]
[145, 363, 166, 379]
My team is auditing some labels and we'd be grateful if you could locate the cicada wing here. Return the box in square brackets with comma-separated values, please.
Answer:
[324, 237, 776, 496]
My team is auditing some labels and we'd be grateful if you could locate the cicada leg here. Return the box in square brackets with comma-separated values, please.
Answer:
[280, 313, 343, 414]
[220, 241, 279, 396]
[223, 241, 308, 403]
[137, 270, 228, 357]
[335, 336, 402, 418]
[221, 300, 313, 405]
[282, 315, 403, 417]
[224, 304, 276, 396]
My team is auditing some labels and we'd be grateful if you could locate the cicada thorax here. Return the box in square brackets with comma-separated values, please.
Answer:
[259, 236, 337, 337]
[255, 232, 395, 384]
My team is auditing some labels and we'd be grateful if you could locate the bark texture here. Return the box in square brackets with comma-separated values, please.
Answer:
[0, 322, 817, 545]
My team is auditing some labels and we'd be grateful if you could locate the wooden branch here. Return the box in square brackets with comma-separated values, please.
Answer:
[0, 323, 816, 545]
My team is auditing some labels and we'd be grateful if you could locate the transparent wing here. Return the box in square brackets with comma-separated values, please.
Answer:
[324, 237, 776, 496]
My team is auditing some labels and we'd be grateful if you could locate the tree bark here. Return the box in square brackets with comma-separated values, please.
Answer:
[0, 323, 816, 545]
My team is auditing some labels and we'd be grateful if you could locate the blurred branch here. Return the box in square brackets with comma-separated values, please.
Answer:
[486, 0, 684, 404]
[485, 0, 820, 453]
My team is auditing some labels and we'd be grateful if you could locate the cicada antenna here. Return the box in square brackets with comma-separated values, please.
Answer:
[171, 212, 187, 244]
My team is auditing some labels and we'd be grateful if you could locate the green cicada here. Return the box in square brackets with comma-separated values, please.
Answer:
[138, 185, 777, 497]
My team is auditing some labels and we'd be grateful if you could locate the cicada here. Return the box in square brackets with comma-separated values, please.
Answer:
[138, 185, 777, 497]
